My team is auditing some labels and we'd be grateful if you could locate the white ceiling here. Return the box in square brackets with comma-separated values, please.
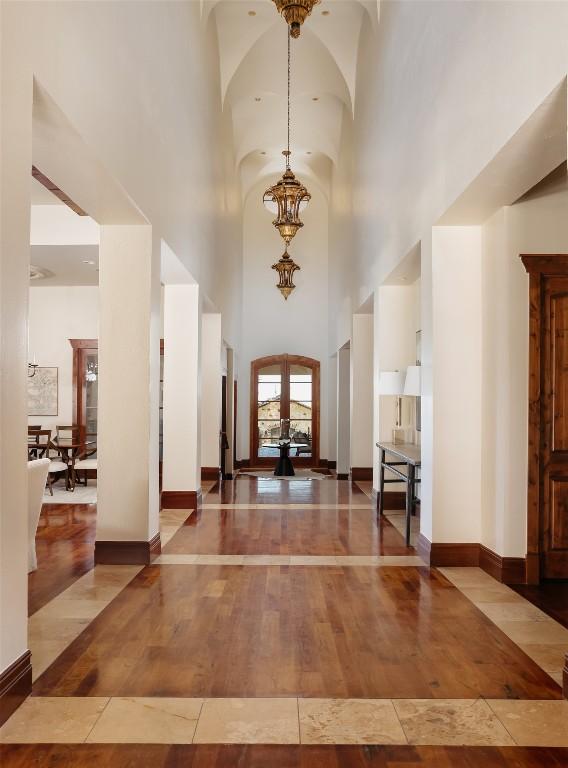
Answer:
[212, 0, 379, 200]
[30, 245, 99, 286]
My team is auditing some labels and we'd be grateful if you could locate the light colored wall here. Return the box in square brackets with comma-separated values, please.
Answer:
[201, 313, 222, 469]
[238, 179, 329, 461]
[373, 284, 419, 491]
[27, 286, 98, 433]
[350, 314, 374, 469]
[481, 173, 568, 557]
[339, 1, 568, 305]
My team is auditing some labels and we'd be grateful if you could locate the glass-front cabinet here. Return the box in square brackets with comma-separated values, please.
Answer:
[70, 339, 99, 451]
[251, 354, 319, 466]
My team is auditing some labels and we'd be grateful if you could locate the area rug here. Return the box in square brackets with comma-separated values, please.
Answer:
[42, 482, 97, 504]
[238, 470, 331, 481]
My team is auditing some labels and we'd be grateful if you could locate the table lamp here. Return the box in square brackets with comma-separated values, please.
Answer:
[378, 370, 406, 444]
[403, 365, 421, 396]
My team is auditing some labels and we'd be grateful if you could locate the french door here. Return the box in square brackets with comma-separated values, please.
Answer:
[250, 354, 319, 467]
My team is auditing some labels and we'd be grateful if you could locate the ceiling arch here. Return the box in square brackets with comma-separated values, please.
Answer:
[210, 0, 375, 198]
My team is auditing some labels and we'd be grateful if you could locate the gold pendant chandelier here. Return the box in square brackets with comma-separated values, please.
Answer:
[273, 0, 321, 37]
[263, 25, 311, 247]
[272, 246, 301, 300]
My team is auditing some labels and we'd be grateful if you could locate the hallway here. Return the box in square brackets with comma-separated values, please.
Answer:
[1, 477, 566, 765]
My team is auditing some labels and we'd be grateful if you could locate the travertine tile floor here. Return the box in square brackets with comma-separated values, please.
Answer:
[440, 567, 568, 686]
[2, 696, 567, 746]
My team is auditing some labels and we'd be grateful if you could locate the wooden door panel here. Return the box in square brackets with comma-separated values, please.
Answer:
[522, 256, 568, 582]
[550, 291, 568, 452]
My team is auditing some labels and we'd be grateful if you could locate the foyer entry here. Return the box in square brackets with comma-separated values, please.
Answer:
[250, 355, 320, 467]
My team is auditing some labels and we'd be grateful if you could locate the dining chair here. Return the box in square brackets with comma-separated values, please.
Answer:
[31, 430, 68, 495]
[28, 458, 50, 572]
[74, 450, 98, 488]
[56, 425, 80, 440]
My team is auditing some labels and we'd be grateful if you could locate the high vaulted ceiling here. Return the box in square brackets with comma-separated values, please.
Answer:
[208, 0, 379, 202]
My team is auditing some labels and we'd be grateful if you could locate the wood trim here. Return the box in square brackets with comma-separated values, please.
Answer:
[160, 490, 202, 510]
[371, 488, 407, 511]
[32, 166, 88, 216]
[336, 473, 349, 480]
[234, 459, 250, 469]
[351, 467, 372, 481]
[201, 467, 220, 481]
[0, 651, 31, 727]
[419, 537, 527, 584]
[416, 533, 432, 564]
[479, 545, 526, 584]
[327, 460, 337, 470]
[94, 533, 161, 565]
[521, 253, 568, 275]
[250, 354, 320, 467]
[564, 654, 568, 699]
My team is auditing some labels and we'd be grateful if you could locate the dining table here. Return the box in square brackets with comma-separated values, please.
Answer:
[28, 436, 96, 491]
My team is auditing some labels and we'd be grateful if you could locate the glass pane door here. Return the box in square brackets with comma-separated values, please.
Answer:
[84, 350, 98, 452]
[289, 364, 312, 458]
[257, 363, 282, 458]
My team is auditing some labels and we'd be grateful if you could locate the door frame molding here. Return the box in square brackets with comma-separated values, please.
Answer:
[521, 253, 568, 584]
[250, 354, 320, 467]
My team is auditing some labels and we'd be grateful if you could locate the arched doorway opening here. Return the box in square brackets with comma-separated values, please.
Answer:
[250, 354, 320, 467]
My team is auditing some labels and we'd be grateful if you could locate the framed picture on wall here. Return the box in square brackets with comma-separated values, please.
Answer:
[28, 367, 58, 416]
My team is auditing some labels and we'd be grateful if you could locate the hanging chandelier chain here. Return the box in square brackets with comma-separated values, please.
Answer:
[287, 23, 291, 169]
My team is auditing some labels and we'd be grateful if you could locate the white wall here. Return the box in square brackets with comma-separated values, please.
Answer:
[350, 314, 374, 469]
[336, 345, 351, 476]
[481, 172, 568, 557]
[238, 179, 329, 461]
[201, 313, 222, 469]
[373, 284, 420, 491]
[28, 286, 98, 432]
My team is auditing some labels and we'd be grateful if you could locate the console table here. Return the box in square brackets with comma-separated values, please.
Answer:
[376, 442, 421, 546]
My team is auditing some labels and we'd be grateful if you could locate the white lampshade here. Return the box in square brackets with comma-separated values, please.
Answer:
[378, 370, 406, 396]
[404, 365, 421, 396]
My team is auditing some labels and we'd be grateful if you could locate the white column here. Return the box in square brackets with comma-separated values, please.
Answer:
[200, 313, 222, 474]
[350, 314, 374, 474]
[428, 226, 483, 544]
[336, 345, 351, 477]
[327, 355, 338, 468]
[0, 40, 32, 712]
[225, 348, 235, 478]
[162, 284, 201, 503]
[96, 224, 161, 562]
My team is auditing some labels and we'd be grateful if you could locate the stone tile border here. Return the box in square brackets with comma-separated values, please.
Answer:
[439, 568, 568, 687]
[154, 554, 425, 567]
[1, 696, 567, 746]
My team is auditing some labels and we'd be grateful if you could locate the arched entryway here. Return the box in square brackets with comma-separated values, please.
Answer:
[250, 354, 320, 467]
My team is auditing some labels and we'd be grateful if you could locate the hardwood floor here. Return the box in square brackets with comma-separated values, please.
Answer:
[6, 476, 565, 763]
[2, 743, 568, 767]
[511, 582, 568, 629]
[204, 477, 369, 505]
[32, 564, 560, 699]
[28, 504, 96, 616]
[164, 506, 411, 555]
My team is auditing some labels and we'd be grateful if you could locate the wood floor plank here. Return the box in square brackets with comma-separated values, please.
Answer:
[2, 744, 568, 768]
[29, 504, 96, 616]
[164, 506, 411, 556]
[32, 565, 561, 700]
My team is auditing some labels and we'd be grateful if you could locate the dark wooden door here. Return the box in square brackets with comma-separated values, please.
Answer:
[522, 255, 568, 581]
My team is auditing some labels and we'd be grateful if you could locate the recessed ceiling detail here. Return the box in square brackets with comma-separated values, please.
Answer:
[30, 265, 54, 281]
